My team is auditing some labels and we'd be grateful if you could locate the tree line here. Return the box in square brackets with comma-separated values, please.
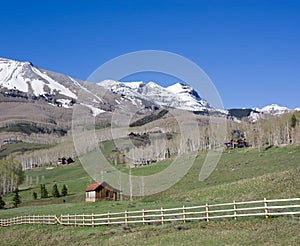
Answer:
[0, 158, 24, 196]
[7, 111, 300, 170]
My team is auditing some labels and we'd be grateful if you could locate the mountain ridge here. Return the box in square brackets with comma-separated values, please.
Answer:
[0, 57, 298, 119]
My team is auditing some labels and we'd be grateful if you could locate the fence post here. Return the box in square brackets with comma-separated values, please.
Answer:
[83, 213, 85, 227]
[233, 200, 237, 220]
[161, 207, 164, 225]
[124, 210, 128, 227]
[205, 203, 209, 222]
[107, 212, 110, 226]
[264, 198, 269, 219]
[74, 214, 77, 227]
[92, 213, 94, 228]
[142, 209, 145, 225]
[183, 205, 186, 223]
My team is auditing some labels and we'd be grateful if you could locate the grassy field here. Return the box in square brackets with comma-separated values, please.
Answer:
[0, 142, 50, 159]
[1, 144, 300, 245]
[0, 218, 299, 245]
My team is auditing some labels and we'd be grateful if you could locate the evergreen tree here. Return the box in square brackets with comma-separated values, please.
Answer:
[12, 188, 21, 207]
[51, 184, 60, 198]
[61, 184, 68, 197]
[0, 195, 5, 209]
[32, 192, 37, 200]
[40, 184, 48, 198]
[291, 114, 297, 128]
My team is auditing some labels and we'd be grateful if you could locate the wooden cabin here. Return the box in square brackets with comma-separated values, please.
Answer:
[224, 138, 248, 149]
[85, 181, 121, 202]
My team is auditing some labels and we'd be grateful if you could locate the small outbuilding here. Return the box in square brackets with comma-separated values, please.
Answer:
[85, 181, 121, 202]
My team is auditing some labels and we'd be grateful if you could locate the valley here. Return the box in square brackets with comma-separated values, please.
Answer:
[0, 57, 299, 245]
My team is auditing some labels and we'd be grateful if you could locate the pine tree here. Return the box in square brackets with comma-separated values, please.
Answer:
[61, 184, 68, 197]
[0, 195, 5, 209]
[52, 184, 60, 198]
[291, 114, 297, 129]
[12, 188, 21, 207]
[32, 192, 37, 200]
[40, 184, 48, 198]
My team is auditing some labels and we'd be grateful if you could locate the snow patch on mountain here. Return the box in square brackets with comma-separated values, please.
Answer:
[249, 111, 261, 122]
[81, 103, 105, 117]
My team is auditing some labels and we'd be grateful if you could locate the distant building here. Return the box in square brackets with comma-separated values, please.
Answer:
[224, 139, 248, 149]
[57, 157, 74, 165]
[85, 181, 121, 202]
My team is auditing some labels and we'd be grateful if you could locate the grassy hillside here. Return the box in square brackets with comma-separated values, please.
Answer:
[0, 142, 50, 159]
[1, 218, 299, 246]
[1, 144, 300, 245]
[2, 144, 300, 210]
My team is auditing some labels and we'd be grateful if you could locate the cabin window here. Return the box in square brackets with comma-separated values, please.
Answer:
[86, 191, 96, 198]
[106, 190, 110, 198]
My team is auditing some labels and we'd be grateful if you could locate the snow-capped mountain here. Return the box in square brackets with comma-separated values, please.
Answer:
[259, 104, 290, 115]
[98, 80, 212, 112]
[248, 104, 298, 122]
[0, 58, 216, 115]
[0, 58, 78, 99]
[228, 103, 298, 122]
[1, 58, 297, 120]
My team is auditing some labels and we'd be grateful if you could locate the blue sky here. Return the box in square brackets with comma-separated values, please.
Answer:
[0, 0, 299, 109]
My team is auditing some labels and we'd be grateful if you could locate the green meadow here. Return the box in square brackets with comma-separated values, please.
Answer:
[1, 144, 300, 245]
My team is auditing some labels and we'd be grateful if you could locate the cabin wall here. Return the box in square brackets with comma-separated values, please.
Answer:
[85, 185, 120, 202]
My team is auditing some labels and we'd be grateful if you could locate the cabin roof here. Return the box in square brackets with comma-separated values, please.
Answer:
[85, 181, 120, 193]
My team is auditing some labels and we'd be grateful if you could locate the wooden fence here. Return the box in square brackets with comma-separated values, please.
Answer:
[1, 198, 300, 227]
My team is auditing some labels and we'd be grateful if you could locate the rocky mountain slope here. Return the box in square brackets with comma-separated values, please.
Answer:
[0, 57, 298, 127]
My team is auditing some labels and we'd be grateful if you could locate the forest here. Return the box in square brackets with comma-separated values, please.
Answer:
[0, 158, 24, 196]
[0, 111, 299, 185]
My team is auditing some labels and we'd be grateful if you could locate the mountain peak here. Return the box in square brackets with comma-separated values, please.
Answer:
[166, 82, 201, 101]
[98, 79, 210, 112]
[0, 57, 78, 100]
[260, 104, 289, 115]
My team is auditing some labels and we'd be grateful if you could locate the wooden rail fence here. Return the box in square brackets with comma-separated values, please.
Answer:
[1, 198, 300, 227]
